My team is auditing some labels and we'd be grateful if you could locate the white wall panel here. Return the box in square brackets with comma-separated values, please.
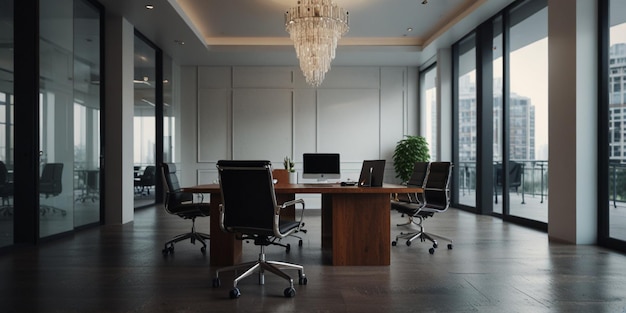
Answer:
[317, 89, 380, 162]
[380, 67, 409, 161]
[234, 67, 294, 88]
[232, 89, 293, 161]
[198, 66, 231, 89]
[187, 65, 417, 194]
[197, 89, 231, 162]
[320, 67, 380, 88]
[294, 89, 317, 162]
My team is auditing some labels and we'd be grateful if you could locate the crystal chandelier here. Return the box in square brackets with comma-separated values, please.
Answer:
[285, 0, 349, 87]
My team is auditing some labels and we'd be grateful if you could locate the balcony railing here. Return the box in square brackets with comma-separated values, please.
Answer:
[459, 160, 626, 209]
[458, 160, 549, 202]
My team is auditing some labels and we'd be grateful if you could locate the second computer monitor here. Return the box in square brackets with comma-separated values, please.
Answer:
[358, 160, 386, 187]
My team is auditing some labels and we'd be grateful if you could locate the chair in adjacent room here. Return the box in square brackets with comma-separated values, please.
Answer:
[0, 161, 14, 216]
[392, 161, 453, 254]
[391, 161, 430, 244]
[494, 160, 523, 204]
[135, 165, 156, 195]
[212, 160, 307, 299]
[39, 163, 66, 216]
[161, 163, 211, 256]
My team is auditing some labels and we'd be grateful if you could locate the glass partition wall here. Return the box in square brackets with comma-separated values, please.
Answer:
[0, 0, 14, 248]
[39, 0, 102, 237]
[134, 34, 157, 208]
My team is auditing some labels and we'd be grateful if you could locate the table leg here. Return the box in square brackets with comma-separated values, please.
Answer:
[324, 193, 391, 266]
[209, 193, 242, 266]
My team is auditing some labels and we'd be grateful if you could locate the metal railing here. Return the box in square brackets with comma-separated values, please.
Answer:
[459, 160, 626, 209]
[458, 160, 549, 203]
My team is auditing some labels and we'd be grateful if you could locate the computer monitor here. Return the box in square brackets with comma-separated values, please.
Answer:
[302, 153, 341, 182]
[358, 160, 386, 187]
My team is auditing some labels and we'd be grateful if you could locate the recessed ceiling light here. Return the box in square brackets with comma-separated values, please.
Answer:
[174, 40, 185, 45]
[407, 27, 413, 32]
[145, 4, 154, 9]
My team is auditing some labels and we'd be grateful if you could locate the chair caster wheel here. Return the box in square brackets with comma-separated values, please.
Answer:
[391, 241, 397, 246]
[298, 239, 303, 247]
[212, 278, 221, 288]
[429, 247, 435, 254]
[201, 246, 206, 254]
[299, 276, 308, 285]
[229, 288, 241, 299]
[284, 287, 296, 298]
[448, 244, 453, 250]
[162, 245, 173, 255]
[286, 243, 291, 253]
[433, 243, 438, 249]
[406, 240, 411, 247]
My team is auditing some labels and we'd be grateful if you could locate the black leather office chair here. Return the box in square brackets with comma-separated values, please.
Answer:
[161, 163, 210, 256]
[39, 163, 66, 216]
[392, 162, 453, 254]
[391, 162, 430, 242]
[212, 160, 307, 299]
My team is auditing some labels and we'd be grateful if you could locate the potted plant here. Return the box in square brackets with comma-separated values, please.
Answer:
[392, 135, 430, 183]
[284, 156, 297, 183]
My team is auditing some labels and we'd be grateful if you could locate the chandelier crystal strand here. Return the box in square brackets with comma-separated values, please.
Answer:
[285, 0, 349, 87]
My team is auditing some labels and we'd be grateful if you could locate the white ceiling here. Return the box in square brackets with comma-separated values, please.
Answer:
[98, 0, 517, 67]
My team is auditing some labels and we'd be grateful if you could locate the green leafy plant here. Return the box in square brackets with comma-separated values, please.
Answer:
[393, 135, 430, 183]
[283, 156, 295, 173]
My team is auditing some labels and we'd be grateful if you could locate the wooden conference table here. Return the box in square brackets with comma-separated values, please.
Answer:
[183, 183, 422, 266]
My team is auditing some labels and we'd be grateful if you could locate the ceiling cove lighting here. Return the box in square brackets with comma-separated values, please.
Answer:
[285, 0, 349, 87]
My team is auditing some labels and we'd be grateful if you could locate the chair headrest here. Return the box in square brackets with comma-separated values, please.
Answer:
[216, 160, 272, 168]
[163, 163, 176, 174]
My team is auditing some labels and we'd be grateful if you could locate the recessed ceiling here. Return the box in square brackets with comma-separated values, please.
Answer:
[98, 0, 517, 66]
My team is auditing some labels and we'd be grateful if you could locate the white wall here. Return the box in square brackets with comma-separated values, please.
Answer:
[179, 66, 418, 207]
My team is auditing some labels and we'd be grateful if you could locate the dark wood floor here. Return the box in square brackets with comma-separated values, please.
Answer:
[1, 205, 626, 313]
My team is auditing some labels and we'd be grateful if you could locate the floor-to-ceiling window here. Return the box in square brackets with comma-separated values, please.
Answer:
[602, 0, 626, 247]
[0, 0, 14, 248]
[421, 64, 438, 161]
[493, 16, 504, 215]
[134, 33, 157, 208]
[507, 0, 548, 223]
[455, 34, 477, 208]
[452, 0, 547, 228]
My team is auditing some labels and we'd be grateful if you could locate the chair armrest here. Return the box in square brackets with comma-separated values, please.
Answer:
[275, 198, 306, 235]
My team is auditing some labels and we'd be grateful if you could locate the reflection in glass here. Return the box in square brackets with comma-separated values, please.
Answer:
[0, 0, 14, 247]
[609, 0, 626, 240]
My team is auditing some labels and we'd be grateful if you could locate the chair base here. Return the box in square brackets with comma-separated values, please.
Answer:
[39, 205, 67, 216]
[392, 216, 453, 254]
[162, 231, 210, 255]
[212, 245, 307, 298]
